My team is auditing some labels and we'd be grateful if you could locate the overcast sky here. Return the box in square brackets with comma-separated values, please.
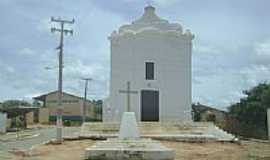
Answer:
[1, 0, 270, 110]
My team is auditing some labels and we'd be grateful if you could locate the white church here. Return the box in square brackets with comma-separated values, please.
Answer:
[103, 5, 194, 122]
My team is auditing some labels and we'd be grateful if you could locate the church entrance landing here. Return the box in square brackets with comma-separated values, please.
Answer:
[141, 90, 159, 121]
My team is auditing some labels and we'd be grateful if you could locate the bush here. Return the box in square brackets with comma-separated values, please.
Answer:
[63, 120, 71, 126]
[206, 112, 216, 122]
[228, 82, 270, 139]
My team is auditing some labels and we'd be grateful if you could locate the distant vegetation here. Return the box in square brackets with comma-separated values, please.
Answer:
[228, 82, 270, 139]
[0, 100, 32, 128]
[0, 100, 31, 109]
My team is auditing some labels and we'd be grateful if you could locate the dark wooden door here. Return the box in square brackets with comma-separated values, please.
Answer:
[141, 90, 159, 121]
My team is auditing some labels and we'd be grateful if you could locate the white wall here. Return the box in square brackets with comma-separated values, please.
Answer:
[0, 113, 7, 133]
[103, 6, 194, 122]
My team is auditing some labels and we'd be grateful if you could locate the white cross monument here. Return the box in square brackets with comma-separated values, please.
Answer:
[118, 81, 139, 139]
[119, 81, 138, 112]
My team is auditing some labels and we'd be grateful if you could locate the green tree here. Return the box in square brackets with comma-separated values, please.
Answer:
[32, 100, 41, 107]
[0, 100, 31, 129]
[228, 82, 270, 139]
[1, 100, 31, 109]
[0, 99, 31, 118]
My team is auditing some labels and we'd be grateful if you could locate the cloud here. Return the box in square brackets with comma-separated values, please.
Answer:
[36, 18, 52, 33]
[18, 48, 35, 56]
[192, 38, 270, 108]
[64, 60, 96, 79]
[193, 44, 223, 55]
[6, 66, 15, 73]
[255, 39, 270, 56]
[193, 59, 270, 108]
[1, 0, 270, 110]
[239, 65, 270, 86]
[152, 0, 180, 7]
[0, 0, 123, 101]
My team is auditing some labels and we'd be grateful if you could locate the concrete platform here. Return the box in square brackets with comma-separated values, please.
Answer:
[85, 138, 175, 160]
[81, 122, 236, 142]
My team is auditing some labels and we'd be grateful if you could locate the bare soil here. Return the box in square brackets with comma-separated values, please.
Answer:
[11, 140, 270, 160]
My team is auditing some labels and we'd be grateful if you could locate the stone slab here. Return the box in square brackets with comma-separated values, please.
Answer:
[81, 122, 236, 142]
[81, 122, 210, 135]
[85, 138, 175, 160]
[80, 134, 217, 142]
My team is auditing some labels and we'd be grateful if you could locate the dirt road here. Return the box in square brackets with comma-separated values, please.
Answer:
[9, 139, 270, 160]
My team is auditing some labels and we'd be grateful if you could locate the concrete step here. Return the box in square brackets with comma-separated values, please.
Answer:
[81, 122, 236, 142]
[81, 122, 209, 133]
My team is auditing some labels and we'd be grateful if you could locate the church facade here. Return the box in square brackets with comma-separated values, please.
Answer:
[104, 6, 194, 122]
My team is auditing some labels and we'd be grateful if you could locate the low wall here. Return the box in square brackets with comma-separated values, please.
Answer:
[39, 108, 49, 124]
[0, 113, 7, 133]
[6, 118, 12, 129]
[26, 112, 34, 125]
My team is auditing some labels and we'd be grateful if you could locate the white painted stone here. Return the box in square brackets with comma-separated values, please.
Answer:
[207, 123, 235, 141]
[81, 121, 236, 142]
[85, 109, 175, 159]
[104, 5, 194, 122]
[119, 112, 140, 139]
[267, 108, 270, 141]
[0, 113, 7, 134]
[85, 139, 175, 160]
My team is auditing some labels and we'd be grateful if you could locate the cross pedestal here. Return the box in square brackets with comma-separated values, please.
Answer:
[85, 82, 175, 160]
[119, 112, 140, 140]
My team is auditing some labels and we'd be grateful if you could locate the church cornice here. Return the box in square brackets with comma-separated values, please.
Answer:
[108, 29, 194, 41]
[108, 5, 194, 42]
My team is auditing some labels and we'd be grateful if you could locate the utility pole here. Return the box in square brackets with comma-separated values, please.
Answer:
[81, 78, 92, 123]
[51, 17, 74, 143]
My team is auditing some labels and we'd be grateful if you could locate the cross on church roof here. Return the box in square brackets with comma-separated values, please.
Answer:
[119, 81, 138, 112]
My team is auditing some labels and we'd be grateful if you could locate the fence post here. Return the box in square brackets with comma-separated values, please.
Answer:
[267, 108, 270, 141]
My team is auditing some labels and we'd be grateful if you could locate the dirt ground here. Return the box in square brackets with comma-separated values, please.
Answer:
[10, 139, 270, 160]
